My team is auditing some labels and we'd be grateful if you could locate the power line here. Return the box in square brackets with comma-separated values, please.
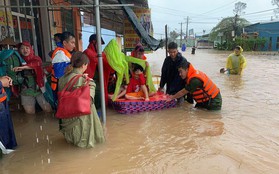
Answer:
[199, 0, 237, 15]
[242, 8, 278, 16]
[149, 3, 199, 16]
[150, 4, 225, 19]
[190, 22, 219, 24]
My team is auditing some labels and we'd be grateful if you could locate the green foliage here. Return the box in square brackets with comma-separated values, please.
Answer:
[215, 37, 267, 51]
[216, 42, 233, 50]
[209, 16, 250, 41]
[235, 37, 267, 51]
[209, 15, 267, 51]
[169, 30, 180, 42]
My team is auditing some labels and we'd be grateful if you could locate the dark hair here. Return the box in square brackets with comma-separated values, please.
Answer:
[168, 42, 178, 49]
[61, 31, 75, 43]
[89, 34, 105, 44]
[177, 60, 190, 70]
[133, 64, 144, 72]
[64, 51, 89, 75]
[54, 33, 62, 39]
[134, 45, 144, 52]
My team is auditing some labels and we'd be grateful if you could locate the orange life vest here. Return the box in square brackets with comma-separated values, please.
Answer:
[50, 47, 71, 90]
[186, 64, 220, 103]
[0, 88, 7, 102]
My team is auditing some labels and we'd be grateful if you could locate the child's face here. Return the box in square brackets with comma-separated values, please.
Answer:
[134, 69, 143, 75]
[20, 45, 31, 57]
[136, 51, 144, 59]
[133, 69, 143, 79]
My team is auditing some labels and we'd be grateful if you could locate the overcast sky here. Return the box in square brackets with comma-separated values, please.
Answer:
[148, 0, 277, 39]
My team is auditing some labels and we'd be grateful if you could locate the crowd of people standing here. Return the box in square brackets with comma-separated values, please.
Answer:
[0, 31, 247, 154]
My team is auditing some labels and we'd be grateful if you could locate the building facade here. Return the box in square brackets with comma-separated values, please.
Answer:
[0, 0, 83, 61]
[244, 21, 279, 51]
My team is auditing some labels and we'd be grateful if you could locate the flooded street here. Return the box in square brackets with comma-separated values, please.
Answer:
[1, 49, 279, 174]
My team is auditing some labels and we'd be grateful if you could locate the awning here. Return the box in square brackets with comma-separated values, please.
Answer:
[81, 0, 162, 50]
[82, 0, 148, 34]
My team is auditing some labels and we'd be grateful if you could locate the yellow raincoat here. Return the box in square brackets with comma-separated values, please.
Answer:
[226, 46, 247, 75]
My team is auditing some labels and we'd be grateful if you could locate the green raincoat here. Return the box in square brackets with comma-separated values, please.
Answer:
[58, 69, 105, 148]
[104, 39, 156, 101]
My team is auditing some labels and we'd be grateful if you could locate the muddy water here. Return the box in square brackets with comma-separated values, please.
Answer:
[1, 49, 279, 174]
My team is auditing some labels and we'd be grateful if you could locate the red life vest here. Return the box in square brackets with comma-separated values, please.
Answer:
[0, 88, 7, 102]
[50, 47, 71, 90]
[186, 64, 219, 103]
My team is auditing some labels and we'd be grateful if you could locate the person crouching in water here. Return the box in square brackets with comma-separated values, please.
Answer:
[125, 64, 155, 101]
[58, 51, 105, 148]
[222, 45, 247, 75]
[13, 42, 52, 114]
[166, 61, 222, 110]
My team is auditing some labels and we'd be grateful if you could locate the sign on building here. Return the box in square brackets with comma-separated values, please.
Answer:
[124, 8, 152, 52]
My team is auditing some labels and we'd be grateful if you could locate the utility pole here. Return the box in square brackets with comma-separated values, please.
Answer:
[233, 1, 246, 41]
[183, 16, 189, 47]
[165, 25, 168, 57]
[186, 16, 189, 39]
[233, 14, 238, 41]
[179, 22, 183, 47]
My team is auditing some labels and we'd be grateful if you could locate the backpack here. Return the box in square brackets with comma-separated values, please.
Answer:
[0, 50, 26, 100]
[0, 49, 26, 85]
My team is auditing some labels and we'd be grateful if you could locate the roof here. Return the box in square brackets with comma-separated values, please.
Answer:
[80, 0, 162, 50]
[81, 0, 149, 34]
[245, 20, 279, 28]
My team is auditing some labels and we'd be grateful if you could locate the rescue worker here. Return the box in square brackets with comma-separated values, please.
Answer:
[166, 61, 222, 110]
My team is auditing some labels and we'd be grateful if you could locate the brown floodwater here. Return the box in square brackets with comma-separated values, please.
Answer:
[1, 49, 279, 174]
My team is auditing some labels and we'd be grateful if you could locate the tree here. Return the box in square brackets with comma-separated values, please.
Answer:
[233, 2, 247, 39]
[169, 30, 180, 43]
[233, 1, 247, 15]
[210, 1, 249, 43]
[209, 16, 250, 42]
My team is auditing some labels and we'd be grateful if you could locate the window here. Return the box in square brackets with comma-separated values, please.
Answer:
[61, 8, 74, 34]
[10, 0, 18, 13]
